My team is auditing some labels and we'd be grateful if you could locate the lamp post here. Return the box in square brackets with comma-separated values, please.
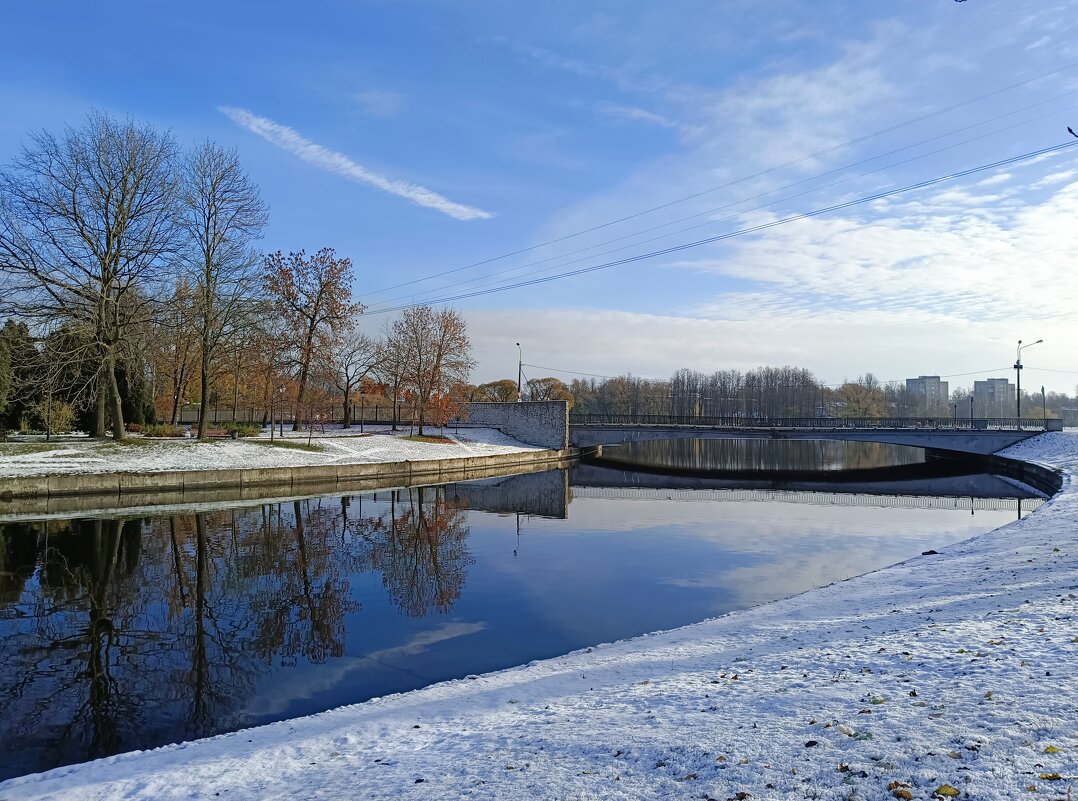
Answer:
[1015, 338, 1043, 424]
[1042, 385, 1046, 426]
[516, 342, 523, 402]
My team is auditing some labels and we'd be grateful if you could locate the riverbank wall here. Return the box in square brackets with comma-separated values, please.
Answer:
[0, 447, 590, 517]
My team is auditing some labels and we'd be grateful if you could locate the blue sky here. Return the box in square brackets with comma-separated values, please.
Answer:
[2, 0, 1077, 390]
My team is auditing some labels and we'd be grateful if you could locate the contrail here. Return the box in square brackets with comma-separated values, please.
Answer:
[219, 106, 493, 221]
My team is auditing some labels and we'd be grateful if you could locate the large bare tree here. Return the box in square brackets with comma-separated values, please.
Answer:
[181, 142, 267, 438]
[393, 305, 474, 435]
[0, 111, 180, 438]
[264, 248, 361, 430]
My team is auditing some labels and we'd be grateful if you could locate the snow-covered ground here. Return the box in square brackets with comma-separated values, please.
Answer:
[0, 426, 540, 478]
[2, 434, 1076, 801]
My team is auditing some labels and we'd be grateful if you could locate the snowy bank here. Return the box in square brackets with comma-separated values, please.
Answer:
[0, 426, 540, 478]
[1, 434, 1076, 801]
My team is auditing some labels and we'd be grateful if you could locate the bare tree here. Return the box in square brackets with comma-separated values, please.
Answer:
[150, 279, 200, 425]
[0, 111, 180, 438]
[374, 323, 407, 431]
[526, 376, 573, 406]
[264, 248, 362, 430]
[181, 142, 267, 439]
[330, 329, 379, 427]
[393, 305, 475, 435]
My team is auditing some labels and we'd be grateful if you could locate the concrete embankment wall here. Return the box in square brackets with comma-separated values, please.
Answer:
[0, 448, 583, 517]
[464, 401, 569, 450]
[980, 453, 1064, 496]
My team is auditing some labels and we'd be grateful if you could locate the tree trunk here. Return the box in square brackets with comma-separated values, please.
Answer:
[197, 348, 209, 439]
[106, 347, 125, 440]
[293, 357, 310, 431]
[93, 389, 106, 438]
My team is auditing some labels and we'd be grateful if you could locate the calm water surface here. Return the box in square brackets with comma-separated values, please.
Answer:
[0, 441, 1043, 779]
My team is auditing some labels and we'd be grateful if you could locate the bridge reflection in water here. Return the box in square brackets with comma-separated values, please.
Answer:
[572, 486, 1042, 515]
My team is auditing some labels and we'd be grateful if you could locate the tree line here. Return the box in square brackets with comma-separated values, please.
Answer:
[0, 111, 476, 439]
[556, 368, 1074, 420]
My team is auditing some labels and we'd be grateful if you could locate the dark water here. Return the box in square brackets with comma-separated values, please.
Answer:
[0, 443, 1045, 780]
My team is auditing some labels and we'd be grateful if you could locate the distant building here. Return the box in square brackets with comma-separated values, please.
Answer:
[973, 378, 1014, 417]
[905, 375, 950, 415]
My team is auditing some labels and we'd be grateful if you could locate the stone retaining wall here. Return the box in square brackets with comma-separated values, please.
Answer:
[463, 401, 569, 450]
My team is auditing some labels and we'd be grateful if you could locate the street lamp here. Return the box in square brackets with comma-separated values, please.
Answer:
[516, 342, 523, 403]
[1015, 338, 1043, 422]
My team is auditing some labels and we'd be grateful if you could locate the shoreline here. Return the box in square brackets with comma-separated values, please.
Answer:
[1, 433, 1075, 800]
[0, 426, 587, 511]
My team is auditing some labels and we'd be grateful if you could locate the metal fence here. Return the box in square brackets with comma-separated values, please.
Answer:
[569, 414, 1050, 431]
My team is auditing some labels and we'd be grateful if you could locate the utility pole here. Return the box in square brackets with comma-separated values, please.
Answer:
[516, 342, 523, 402]
[1015, 338, 1043, 424]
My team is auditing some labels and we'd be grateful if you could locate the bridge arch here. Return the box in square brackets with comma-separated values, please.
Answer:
[569, 424, 1040, 456]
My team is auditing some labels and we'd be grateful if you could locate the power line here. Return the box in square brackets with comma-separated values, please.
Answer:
[1025, 366, 1078, 375]
[522, 363, 638, 380]
[367, 97, 1077, 310]
[364, 60, 1078, 299]
[364, 139, 1078, 314]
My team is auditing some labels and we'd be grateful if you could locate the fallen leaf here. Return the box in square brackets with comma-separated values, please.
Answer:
[894, 791, 913, 800]
[1044, 746, 1062, 754]
[934, 784, 960, 797]
[1039, 772, 1062, 781]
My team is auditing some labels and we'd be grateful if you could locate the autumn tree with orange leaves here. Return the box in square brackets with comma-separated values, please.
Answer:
[392, 305, 474, 435]
[264, 248, 362, 431]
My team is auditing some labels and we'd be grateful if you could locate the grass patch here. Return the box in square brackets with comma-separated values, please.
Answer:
[403, 434, 455, 444]
[0, 443, 64, 456]
[251, 440, 326, 453]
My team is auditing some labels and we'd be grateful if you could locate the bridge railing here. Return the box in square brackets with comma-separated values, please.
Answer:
[569, 414, 1048, 431]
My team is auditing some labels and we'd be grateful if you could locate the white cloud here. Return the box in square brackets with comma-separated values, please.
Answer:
[219, 106, 493, 221]
[1032, 169, 1078, 188]
[597, 103, 676, 129]
[354, 89, 405, 119]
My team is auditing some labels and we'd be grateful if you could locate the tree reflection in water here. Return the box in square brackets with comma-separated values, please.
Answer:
[0, 488, 473, 780]
[351, 487, 473, 617]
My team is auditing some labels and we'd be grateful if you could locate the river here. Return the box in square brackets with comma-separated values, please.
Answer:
[0, 440, 1044, 779]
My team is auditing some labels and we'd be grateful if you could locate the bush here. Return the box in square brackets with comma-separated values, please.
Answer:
[223, 422, 261, 437]
[28, 399, 76, 434]
[143, 423, 184, 438]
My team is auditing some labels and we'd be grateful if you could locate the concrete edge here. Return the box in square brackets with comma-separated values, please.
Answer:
[0, 448, 587, 506]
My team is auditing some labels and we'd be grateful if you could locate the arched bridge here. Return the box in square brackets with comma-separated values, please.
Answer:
[569, 415, 1058, 455]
